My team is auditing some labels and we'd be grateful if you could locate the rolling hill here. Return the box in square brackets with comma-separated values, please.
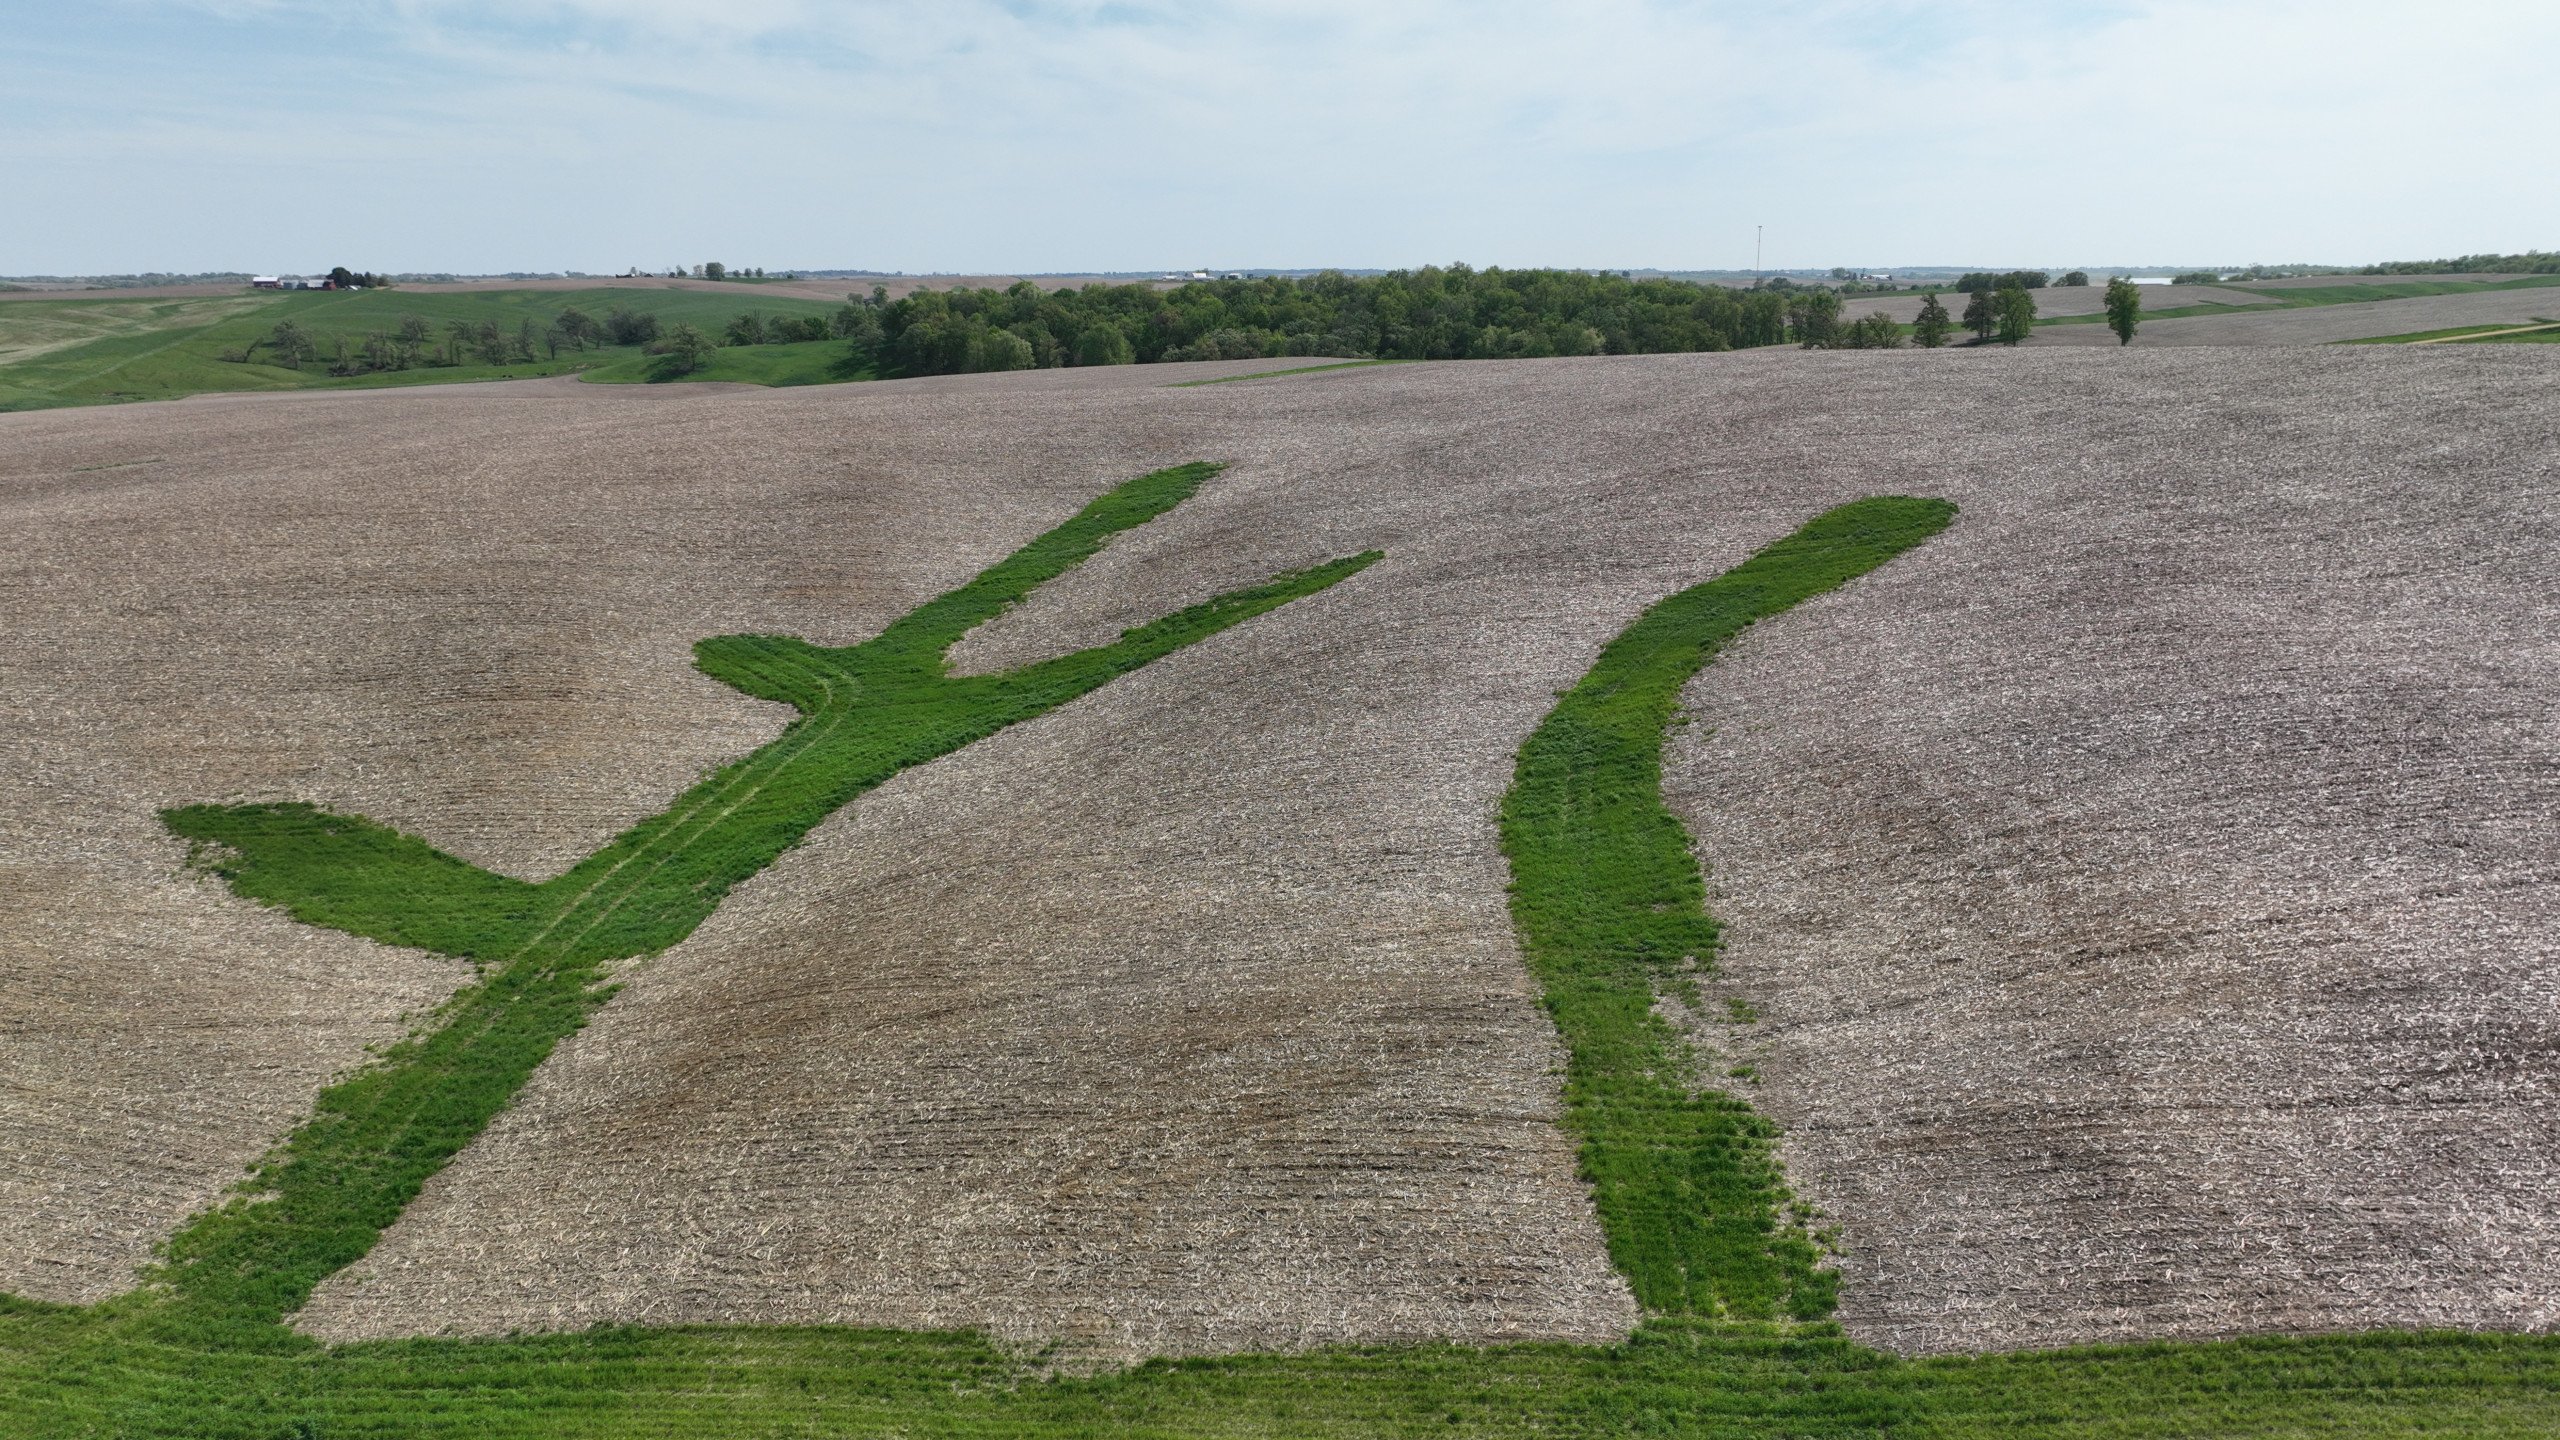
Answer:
[2, 349, 2555, 1435]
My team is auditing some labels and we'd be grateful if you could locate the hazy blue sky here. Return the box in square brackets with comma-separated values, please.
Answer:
[6, 1, 2553, 275]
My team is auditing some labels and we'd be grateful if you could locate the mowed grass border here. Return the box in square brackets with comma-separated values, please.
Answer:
[9, 1295, 2559, 1439]
[9, 489, 2560, 1436]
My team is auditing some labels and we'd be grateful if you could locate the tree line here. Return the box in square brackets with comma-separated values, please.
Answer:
[225, 264, 2157, 382]
[1954, 270, 2059, 293]
[676, 266, 2161, 375]
[2359, 251, 2560, 276]
[232, 304, 681, 376]
[802, 268, 1805, 377]
[693, 267, 2013, 378]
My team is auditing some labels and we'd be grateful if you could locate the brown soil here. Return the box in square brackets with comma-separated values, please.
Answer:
[3, 349, 2554, 1360]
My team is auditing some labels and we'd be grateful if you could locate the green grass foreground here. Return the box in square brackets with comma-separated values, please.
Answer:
[7, 1297, 2557, 1439]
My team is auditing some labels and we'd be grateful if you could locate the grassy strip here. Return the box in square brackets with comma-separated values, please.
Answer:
[2336, 323, 2541, 344]
[152, 461, 1378, 1327]
[1167, 359, 1410, 387]
[10, 1280, 2560, 1435]
[1501, 496, 1954, 1320]
[2038, 302, 2290, 327]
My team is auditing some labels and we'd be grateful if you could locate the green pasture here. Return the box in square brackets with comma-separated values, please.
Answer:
[0, 287, 842, 411]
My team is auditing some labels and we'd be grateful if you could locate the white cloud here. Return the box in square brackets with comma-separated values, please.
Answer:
[7, 0, 2556, 273]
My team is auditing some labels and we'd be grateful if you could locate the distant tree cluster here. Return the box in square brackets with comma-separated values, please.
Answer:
[327, 266, 392, 290]
[1954, 270, 2049, 293]
[229, 302, 685, 377]
[1776, 291, 1903, 349]
[2059, 270, 2090, 287]
[787, 267, 1803, 380]
[2360, 251, 2560, 276]
[691, 262, 796, 281]
[2220, 264, 2339, 281]
[722, 311, 835, 346]
[1960, 285, 2039, 344]
[2170, 272, 2227, 286]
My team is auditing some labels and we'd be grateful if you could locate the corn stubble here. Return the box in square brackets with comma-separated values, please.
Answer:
[7, 349, 2560, 1435]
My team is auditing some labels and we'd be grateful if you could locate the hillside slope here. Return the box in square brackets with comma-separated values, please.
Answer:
[2, 350, 2553, 1362]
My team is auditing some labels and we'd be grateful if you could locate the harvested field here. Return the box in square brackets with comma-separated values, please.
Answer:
[2031, 286, 2560, 345]
[1841, 283, 2264, 323]
[3, 347, 2556, 1362]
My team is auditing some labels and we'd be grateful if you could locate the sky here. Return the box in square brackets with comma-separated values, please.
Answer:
[5, 1, 2555, 277]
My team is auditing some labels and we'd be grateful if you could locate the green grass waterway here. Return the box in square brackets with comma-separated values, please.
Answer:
[9, 483, 2557, 1436]
[149, 461, 1374, 1330]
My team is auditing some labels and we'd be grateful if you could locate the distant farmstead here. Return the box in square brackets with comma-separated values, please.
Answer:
[252, 276, 339, 291]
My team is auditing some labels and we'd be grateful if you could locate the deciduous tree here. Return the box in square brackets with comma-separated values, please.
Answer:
[1836, 312, 1904, 349]
[1075, 324, 1135, 365]
[1995, 285, 2037, 345]
[655, 323, 716, 376]
[2104, 277, 2141, 345]
[604, 307, 661, 346]
[265, 320, 315, 369]
[1787, 290, 1843, 348]
[1913, 293, 1952, 348]
[1962, 289, 1997, 343]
